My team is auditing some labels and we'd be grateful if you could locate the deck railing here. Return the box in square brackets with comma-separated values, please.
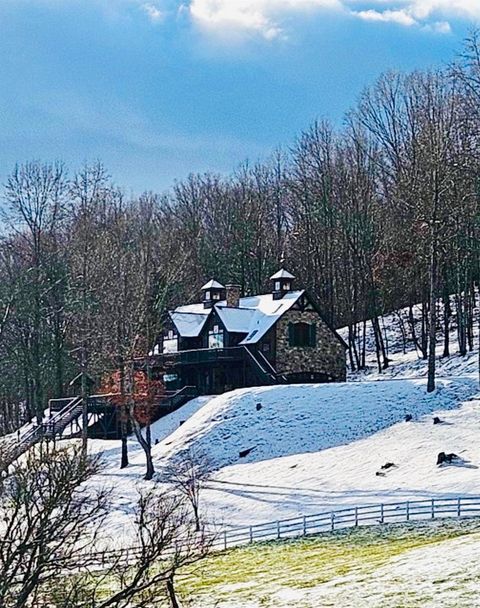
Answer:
[149, 346, 246, 367]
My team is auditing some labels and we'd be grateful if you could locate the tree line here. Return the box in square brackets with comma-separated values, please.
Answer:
[1, 34, 480, 429]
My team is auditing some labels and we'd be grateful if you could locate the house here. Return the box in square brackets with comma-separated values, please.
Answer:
[148, 269, 347, 395]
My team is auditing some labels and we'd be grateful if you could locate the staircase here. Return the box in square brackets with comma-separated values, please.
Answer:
[42, 396, 83, 438]
[243, 346, 286, 385]
[154, 385, 199, 417]
[3, 396, 84, 467]
[2, 386, 200, 467]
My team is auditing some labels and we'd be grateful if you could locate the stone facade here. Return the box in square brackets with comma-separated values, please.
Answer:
[275, 310, 346, 381]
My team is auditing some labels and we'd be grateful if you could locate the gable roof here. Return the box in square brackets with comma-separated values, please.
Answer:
[215, 306, 256, 333]
[166, 289, 347, 349]
[170, 311, 210, 337]
[168, 290, 304, 344]
[238, 291, 303, 345]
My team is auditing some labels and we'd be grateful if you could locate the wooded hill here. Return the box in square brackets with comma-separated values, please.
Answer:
[1, 34, 480, 429]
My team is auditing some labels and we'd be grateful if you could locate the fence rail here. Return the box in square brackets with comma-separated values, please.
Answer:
[40, 496, 480, 571]
[210, 496, 480, 550]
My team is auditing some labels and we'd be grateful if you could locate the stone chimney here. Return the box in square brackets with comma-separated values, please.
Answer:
[225, 284, 241, 308]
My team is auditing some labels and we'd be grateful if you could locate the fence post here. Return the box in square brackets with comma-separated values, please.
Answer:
[224, 530, 228, 550]
[406, 501, 410, 521]
[431, 499, 435, 519]
[249, 526, 253, 543]
[277, 521, 281, 540]
[380, 504, 384, 524]
[303, 515, 307, 536]
[457, 497, 461, 518]
[355, 506, 358, 527]
[331, 512, 335, 532]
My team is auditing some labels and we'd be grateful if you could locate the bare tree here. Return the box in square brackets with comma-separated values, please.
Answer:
[0, 444, 108, 607]
[162, 448, 211, 532]
[0, 444, 214, 608]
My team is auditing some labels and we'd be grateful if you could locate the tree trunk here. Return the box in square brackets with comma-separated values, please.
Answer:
[119, 359, 129, 469]
[427, 180, 439, 394]
[166, 575, 181, 608]
[126, 362, 154, 480]
[81, 346, 88, 454]
[442, 287, 451, 358]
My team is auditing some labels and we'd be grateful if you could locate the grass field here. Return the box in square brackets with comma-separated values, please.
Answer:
[179, 519, 480, 607]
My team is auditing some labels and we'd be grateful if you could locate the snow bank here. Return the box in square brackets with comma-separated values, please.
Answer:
[204, 392, 480, 526]
[153, 379, 476, 471]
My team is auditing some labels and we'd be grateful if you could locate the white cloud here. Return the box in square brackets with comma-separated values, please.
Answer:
[142, 2, 165, 22]
[186, 0, 480, 40]
[355, 8, 417, 26]
[426, 20, 452, 34]
[188, 0, 341, 40]
[409, 0, 480, 21]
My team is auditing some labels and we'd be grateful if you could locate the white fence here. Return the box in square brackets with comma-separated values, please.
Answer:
[87, 496, 480, 566]
[212, 496, 480, 550]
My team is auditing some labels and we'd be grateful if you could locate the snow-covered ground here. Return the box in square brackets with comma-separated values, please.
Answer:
[299, 532, 480, 608]
[341, 301, 479, 381]
[86, 376, 480, 542]
[80, 300, 480, 544]
[193, 523, 480, 608]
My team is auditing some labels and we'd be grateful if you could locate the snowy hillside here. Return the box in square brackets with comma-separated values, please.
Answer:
[81, 298, 480, 541]
[154, 379, 474, 470]
[86, 376, 480, 538]
[342, 300, 479, 381]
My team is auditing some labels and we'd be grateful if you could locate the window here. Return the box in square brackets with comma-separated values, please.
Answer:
[208, 324, 224, 349]
[275, 281, 281, 291]
[163, 329, 178, 353]
[163, 373, 178, 383]
[212, 291, 221, 300]
[288, 322, 316, 347]
[204, 290, 211, 300]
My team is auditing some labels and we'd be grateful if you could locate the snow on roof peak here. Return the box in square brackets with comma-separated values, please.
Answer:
[170, 311, 210, 337]
[170, 290, 305, 343]
[270, 268, 295, 280]
[201, 279, 225, 290]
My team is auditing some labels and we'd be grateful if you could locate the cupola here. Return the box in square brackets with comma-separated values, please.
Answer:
[201, 279, 225, 309]
[270, 268, 295, 300]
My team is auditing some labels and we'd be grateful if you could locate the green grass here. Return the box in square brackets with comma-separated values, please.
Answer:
[178, 519, 480, 607]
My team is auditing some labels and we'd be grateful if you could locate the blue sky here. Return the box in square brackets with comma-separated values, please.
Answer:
[0, 1, 478, 193]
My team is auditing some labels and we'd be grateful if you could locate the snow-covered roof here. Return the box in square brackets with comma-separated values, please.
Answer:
[216, 306, 256, 333]
[169, 290, 305, 344]
[270, 268, 295, 280]
[238, 291, 304, 344]
[201, 279, 225, 290]
[170, 311, 210, 337]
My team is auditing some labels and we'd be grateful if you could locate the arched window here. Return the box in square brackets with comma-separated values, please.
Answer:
[288, 322, 316, 347]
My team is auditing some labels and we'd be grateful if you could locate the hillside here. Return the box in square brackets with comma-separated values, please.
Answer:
[83, 301, 480, 541]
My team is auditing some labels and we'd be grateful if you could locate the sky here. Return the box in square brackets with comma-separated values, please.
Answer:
[0, 1, 479, 194]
